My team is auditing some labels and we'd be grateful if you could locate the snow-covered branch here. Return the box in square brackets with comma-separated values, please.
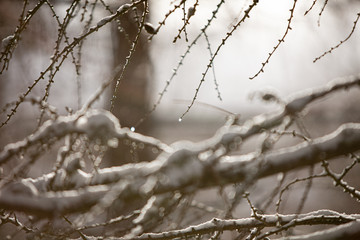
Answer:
[1, 121, 360, 216]
[0, 109, 171, 165]
[1, 0, 359, 238]
[222, 122, 360, 181]
[0, 76, 359, 239]
[279, 220, 360, 240]
[123, 210, 359, 240]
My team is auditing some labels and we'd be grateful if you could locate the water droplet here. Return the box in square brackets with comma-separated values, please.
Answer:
[107, 138, 118, 148]
[152, 147, 159, 154]
[130, 127, 135, 132]
[178, 118, 182, 122]
[94, 144, 100, 151]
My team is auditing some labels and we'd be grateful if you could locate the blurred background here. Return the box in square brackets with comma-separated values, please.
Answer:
[0, 0, 360, 238]
[1, 0, 360, 141]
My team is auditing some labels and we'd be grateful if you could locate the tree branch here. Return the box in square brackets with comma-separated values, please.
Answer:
[1, 122, 360, 216]
[123, 210, 359, 240]
[0, 76, 359, 217]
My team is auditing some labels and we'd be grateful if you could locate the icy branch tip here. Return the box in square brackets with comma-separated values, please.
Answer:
[76, 109, 121, 141]
[117, 4, 131, 13]
[1, 35, 15, 50]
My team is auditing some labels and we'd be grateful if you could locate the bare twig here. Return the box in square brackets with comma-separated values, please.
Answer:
[313, 13, 360, 63]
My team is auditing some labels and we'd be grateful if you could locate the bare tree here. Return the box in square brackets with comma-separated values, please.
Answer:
[0, 0, 360, 239]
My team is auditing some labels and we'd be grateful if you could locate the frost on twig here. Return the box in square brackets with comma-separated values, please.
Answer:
[279, 220, 360, 240]
[128, 210, 359, 240]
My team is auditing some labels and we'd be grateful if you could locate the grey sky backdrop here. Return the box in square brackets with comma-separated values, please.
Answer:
[148, 1, 360, 122]
[1, 1, 359, 126]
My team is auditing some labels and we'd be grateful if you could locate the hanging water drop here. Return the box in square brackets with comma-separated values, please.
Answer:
[130, 127, 135, 132]
[178, 118, 182, 122]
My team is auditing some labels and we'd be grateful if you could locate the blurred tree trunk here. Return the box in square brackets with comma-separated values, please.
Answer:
[105, 4, 154, 164]
[103, 4, 155, 232]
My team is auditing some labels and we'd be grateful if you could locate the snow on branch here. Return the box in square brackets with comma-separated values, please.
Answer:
[220, 122, 360, 181]
[284, 75, 360, 114]
[0, 184, 109, 217]
[124, 210, 359, 240]
[0, 76, 359, 233]
[280, 220, 360, 240]
[1, 116, 360, 216]
[1, 1, 359, 238]
[0, 109, 171, 165]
